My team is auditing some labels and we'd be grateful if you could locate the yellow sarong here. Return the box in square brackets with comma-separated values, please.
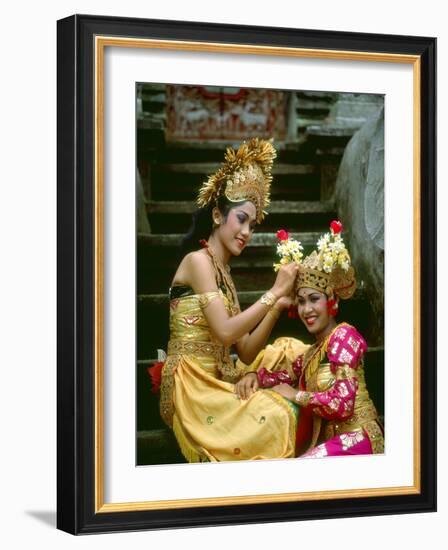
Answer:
[159, 290, 307, 462]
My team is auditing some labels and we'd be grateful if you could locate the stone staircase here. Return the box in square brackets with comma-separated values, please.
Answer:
[136, 87, 384, 465]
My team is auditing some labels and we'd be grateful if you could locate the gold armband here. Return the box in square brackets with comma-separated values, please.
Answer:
[198, 291, 220, 309]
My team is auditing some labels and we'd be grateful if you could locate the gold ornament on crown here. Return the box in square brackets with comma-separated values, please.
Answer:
[274, 221, 356, 300]
[196, 137, 276, 224]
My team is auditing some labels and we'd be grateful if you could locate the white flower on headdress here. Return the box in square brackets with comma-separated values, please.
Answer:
[317, 234, 330, 252]
[315, 223, 351, 274]
[273, 231, 303, 271]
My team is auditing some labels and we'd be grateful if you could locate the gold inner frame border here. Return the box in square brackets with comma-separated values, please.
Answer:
[94, 35, 421, 513]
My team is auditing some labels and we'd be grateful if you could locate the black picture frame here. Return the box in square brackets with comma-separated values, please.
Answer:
[57, 14, 436, 535]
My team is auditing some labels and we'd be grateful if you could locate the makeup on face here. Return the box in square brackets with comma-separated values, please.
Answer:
[219, 202, 256, 255]
[297, 288, 333, 338]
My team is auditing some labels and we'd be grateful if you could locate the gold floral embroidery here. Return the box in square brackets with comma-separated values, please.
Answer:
[339, 348, 354, 364]
[329, 398, 341, 411]
[303, 443, 328, 458]
[159, 356, 180, 427]
[184, 315, 201, 325]
[168, 339, 225, 360]
[348, 335, 360, 353]
[363, 420, 385, 454]
[330, 341, 340, 355]
[338, 380, 350, 397]
[336, 326, 348, 339]
[340, 430, 365, 450]
[335, 364, 353, 381]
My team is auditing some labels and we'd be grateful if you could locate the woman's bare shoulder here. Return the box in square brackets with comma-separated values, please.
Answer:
[173, 249, 215, 290]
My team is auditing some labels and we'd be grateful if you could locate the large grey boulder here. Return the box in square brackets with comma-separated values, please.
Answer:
[334, 106, 384, 345]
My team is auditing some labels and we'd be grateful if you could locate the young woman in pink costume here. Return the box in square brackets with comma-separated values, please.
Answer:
[250, 221, 384, 457]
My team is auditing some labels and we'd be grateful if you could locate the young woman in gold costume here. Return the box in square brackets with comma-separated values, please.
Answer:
[159, 138, 307, 462]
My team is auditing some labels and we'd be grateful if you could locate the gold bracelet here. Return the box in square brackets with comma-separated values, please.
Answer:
[260, 291, 277, 309]
[295, 391, 312, 406]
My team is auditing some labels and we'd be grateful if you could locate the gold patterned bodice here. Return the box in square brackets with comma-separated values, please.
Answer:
[306, 360, 372, 412]
[304, 353, 383, 453]
[167, 286, 242, 381]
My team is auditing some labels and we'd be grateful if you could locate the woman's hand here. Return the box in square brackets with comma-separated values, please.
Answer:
[272, 383, 297, 402]
[271, 263, 299, 298]
[275, 294, 295, 311]
[234, 373, 259, 400]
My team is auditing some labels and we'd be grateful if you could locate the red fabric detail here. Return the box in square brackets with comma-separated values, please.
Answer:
[292, 355, 304, 379]
[327, 325, 367, 369]
[199, 239, 208, 248]
[305, 378, 358, 421]
[147, 361, 165, 394]
[296, 406, 313, 456]
[257, 368, 293, 388]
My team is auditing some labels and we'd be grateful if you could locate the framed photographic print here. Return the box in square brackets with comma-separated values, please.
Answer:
[57, 14, 436, 534]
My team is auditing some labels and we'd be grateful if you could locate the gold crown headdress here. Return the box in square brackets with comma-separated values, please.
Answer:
[196, 138, 276, 224]
[275, 221, 356, 300]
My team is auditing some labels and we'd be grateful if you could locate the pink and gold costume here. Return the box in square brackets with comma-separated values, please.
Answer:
[253, 323, 384, 457]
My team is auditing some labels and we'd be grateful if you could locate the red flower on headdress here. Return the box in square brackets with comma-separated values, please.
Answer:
[147, 361, 164, 394]
[330, 220, 343, 234]
[276, 229, 289, 241]
[327, 298, 339, 316]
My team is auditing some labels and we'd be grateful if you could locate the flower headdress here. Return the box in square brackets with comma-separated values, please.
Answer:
[196, 138, 276, 224]
[273, 229, 304, 271]
[275, 221, 356, 300]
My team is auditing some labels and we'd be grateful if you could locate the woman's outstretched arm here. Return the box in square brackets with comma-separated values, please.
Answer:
[180, 250, 297, 348]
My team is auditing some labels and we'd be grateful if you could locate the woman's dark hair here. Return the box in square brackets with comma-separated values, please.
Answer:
[177, 196, 251, 261]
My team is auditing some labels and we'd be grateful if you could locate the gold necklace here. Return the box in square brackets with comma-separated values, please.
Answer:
[204, 244, 239, 315]
[302, 323, 343, 383]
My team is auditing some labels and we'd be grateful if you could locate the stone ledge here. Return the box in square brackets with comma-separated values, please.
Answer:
[137, 231, 320, 247]
[147, 200, 334, 215]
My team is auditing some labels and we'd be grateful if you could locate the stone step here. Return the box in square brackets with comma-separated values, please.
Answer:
[147, 199, 334, 215]
[139, 138, 324, 168]
[137, 231, 321, 248]
[295, 90, 338, 101]
[161, 140, 304, 152]
[145, 201, 336, 234]
[295, 98, 333, 113]
[138, 287, 367, 308]
[307, 126, 357, 138]
[149, 164, 321, 201]
[137, 429, 186, 465]
[152, 162, 315, 176]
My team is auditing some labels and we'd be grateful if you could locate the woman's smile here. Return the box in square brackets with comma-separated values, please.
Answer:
[235, 237, 247, 249]
[297, 288, 336, 340]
